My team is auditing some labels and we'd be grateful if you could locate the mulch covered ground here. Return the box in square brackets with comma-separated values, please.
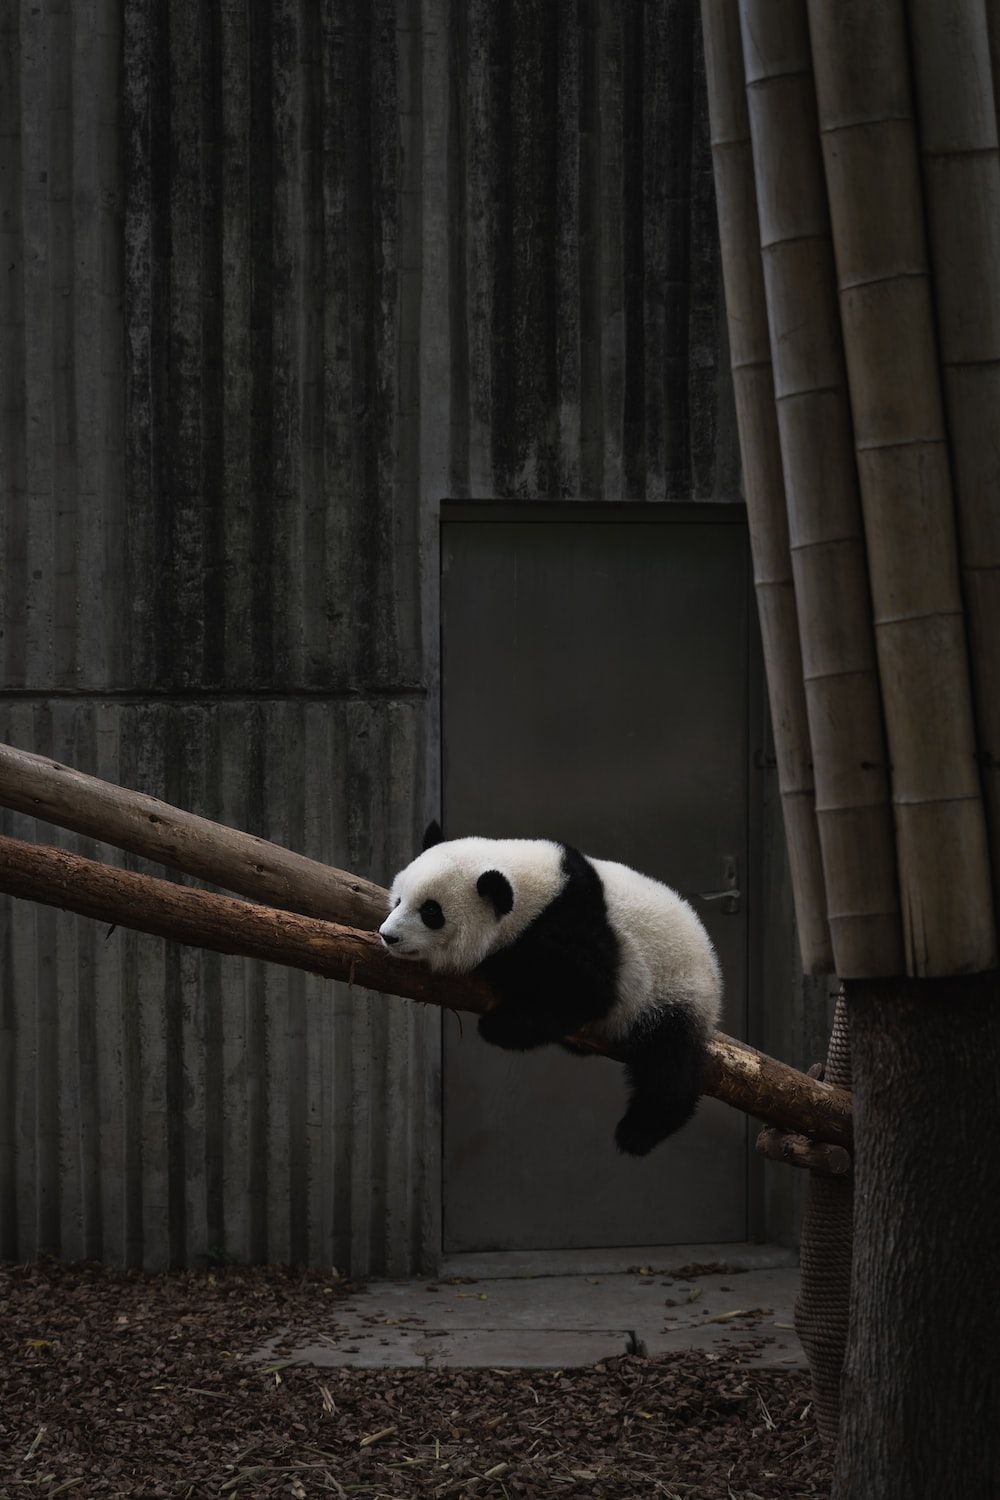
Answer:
[0, 1260, 830, 1499]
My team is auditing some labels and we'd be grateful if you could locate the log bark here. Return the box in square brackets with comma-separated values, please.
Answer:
[833, 973, 1000, 1498]
[755, 1127, 851, 1177]
[0, 831, 854, 1147]
[0, 740, 388, 929]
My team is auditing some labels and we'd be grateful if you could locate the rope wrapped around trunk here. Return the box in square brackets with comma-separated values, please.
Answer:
[794, 995, 854, 1444]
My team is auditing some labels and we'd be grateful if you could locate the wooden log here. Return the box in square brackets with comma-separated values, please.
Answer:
[808, 0, 997, 977]
[735, 0, 902, 979]
[756, 1126, 852, 1176]
[0, 740, 388, 929]
[0, 831, 854, 1146]
[700, 0, 833, 975]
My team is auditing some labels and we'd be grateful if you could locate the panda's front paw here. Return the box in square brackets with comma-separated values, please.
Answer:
[478, 1010, 550, 1051]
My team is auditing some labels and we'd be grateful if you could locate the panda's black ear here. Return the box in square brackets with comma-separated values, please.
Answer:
[422, 820, 444, 851]
[477, 869, 514, 919]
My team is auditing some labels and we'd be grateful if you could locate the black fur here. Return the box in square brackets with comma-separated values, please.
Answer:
[476, 845, 618, 1050]
[422, 820, 444, 851]
[477, 869, 514, 918]
[474, 843, 708, 1154]
[614, 1004, 708, 1156]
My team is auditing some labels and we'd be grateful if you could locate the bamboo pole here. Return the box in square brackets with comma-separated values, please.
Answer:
[701, 0, 832, 974]
[986, 2, 1000, 139]
[0, 740, 388, 929]
[906, 0, 1000, 936]
[736, 0, 902, 978]
[807, 0, 997, 977]
[0, 831, 854, 1146]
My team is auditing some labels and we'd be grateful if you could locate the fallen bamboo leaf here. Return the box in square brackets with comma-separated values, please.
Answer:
[24, 1426, 46, 1460]
[701, 1308, 756, 1324]
[359, 1425, 397, 1448]
[757, 1390, 777, 1430]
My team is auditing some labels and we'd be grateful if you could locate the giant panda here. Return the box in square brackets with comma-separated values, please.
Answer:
[378, 825, 722, 1156]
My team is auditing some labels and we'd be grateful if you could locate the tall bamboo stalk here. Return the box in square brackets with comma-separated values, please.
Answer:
[986, 2, 1000, 136]
[808, 0, 996, 976]
[701, 0, 832, 974]
[907, 0, 1000, 936]
[737, 0, 902, 978]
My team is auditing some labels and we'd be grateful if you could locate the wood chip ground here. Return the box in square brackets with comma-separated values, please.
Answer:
[0, 1260, 830, 1498]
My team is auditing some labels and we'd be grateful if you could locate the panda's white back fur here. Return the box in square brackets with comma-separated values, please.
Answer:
[589, 857, 721, 1041]
[385, 836, 721, 1042]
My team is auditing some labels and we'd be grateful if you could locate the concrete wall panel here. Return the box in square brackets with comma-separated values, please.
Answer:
[1, 0, 744, 1271]
[0, 699, 427, 1271]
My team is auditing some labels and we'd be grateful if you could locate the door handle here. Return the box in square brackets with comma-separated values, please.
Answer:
[694, 855, 741, 915]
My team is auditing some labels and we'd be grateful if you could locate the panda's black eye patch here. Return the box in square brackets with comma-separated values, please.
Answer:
[420, 899, 445, 930]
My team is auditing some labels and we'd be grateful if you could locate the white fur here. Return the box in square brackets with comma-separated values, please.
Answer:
[590, 857, 721, 1040]
[380, 837, 566, 972]
[380, 838, 722, 1040]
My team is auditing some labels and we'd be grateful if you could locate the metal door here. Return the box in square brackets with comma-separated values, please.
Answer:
[441, 507, 752, 1252]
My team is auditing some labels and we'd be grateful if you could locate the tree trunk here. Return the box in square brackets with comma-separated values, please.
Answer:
[834, 972, 1000, 1498]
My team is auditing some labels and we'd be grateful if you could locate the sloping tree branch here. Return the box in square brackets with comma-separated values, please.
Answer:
[0, 826, 853, 1147]
[0, 741, 388, 928]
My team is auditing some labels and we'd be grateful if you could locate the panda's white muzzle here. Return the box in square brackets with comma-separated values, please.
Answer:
[379, 915, 422, 958]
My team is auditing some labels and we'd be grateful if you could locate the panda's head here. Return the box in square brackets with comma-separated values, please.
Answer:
[379, 831, 565, 974]
[378, 839, 516, 974]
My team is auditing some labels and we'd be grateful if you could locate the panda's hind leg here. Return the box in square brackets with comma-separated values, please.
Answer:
[614, 1005, 708, 1157]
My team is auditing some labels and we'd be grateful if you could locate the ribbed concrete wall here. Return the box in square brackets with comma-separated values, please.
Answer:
[0, 0, 737, 1271]
[429, 0, 738, 501]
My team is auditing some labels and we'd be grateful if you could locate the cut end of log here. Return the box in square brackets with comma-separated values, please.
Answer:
[756, 1125, 853, 1176]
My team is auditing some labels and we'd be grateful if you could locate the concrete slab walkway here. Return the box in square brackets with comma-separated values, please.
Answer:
[254, 1244, 804, 1372]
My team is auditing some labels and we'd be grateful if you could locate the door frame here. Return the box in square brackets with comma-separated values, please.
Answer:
[433, 499, 771, 1265]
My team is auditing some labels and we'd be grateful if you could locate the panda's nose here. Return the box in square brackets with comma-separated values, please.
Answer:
[381, 932, 399, 946]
